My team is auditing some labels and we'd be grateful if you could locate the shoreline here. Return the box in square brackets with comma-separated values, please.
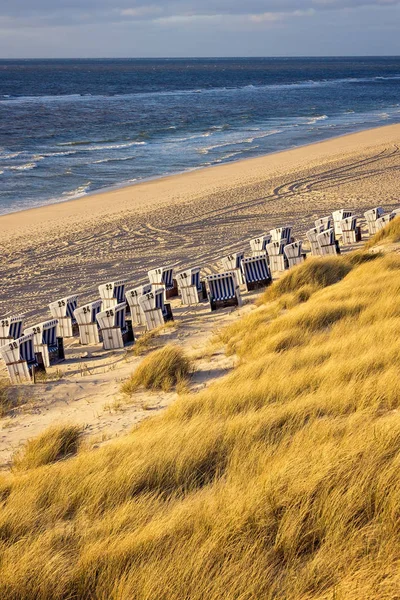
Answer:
[0, 123, 399, 232]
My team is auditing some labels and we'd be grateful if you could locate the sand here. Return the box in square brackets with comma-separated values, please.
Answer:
[1, 123, 400, 466]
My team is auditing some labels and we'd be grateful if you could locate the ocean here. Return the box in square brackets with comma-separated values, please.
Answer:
[1, 57, 400, 215]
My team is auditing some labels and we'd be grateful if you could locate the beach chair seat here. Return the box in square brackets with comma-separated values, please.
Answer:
[99, 279, 127, 310]
[24, 320, 64, 369]
[284, 241, 306, 268]
[49, 295, 78, 338]
[315, 216, 333, 230]
[148, 266, 177, 299]
[341, 216, 362, 245]
[0, 333, 41, 384]
[241, 255, 271, 292]
[266, 240, 288, 274]
[375, 213, 395, 231]
[317, 228, 340, 256]
[221, 252, 245, 285]
[306, 226, 324, 256]
[126, 284, 152, 326]
[96, 303, 134, 350]
[249, 234, 271, 256]
[176, 267, 205, 305]
[138, 286, 174, 331]
[205, 272, 242, 312]
[0, 315, 24, 347]
[74, 300, 103, 345]
[364, 207, 384, 236]
[270, 227, 293, 244]
[332, 210, 352, 236]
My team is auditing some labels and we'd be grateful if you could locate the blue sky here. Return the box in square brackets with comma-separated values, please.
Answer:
[0, 0, 399, 58]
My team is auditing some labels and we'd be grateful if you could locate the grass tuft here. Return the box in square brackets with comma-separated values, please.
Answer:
[12, 425, 82, 471]
[364, 215, 400, 248]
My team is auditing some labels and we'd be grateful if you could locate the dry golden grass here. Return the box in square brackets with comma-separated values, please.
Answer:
[365, 215, 400, 248]
[2, 250, 400, 598]
[122, 344, 193, 394]
[0, 378, 12, 417]
[12, 425, 82, 471]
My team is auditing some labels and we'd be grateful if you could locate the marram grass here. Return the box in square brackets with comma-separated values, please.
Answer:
[1, 252, 400, 598]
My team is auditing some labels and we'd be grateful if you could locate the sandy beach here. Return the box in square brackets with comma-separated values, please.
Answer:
[1, 123, 400, 466]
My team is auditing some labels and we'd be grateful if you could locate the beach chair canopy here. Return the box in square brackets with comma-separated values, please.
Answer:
[98, 280, 127, 304]
[139, 286, 166, 311]
[341, 215, 357, 231]
[364, 207, 384, 222]
[0, 315, 24, 341]
[266, 240, 286, 256]
[126, 284, 152, 308]
[315, 216, 332, 230]
[284, 241, 303, 259]
[0, 333, 36, 366]
[376, 213, 395, 231]
[270, 227, 292, 243]
[221, 252, 244, 271]
[250, 234, 271, 253]
[306, 226, 324, 243]
[241, 256, 270, 283]
[74, 300, 102, 326]
[25, 320, 59, 349]
[49, 295, 78, 320]
[96, 303, 127, 331]
[148, 267, 174, 290]
[317, 228, 336, 247]
[206, 273, 237, 301]
[177, 267, 202, 291]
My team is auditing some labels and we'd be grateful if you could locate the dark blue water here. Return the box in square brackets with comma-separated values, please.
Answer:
[1, 57, 400, 215]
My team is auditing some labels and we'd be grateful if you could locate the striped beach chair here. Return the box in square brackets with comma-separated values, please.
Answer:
[0, 333, 39, 384]
[241, 255, 271, 292]
[375, 213, 395, 231]
[317, 228, 340, 256]
[205, 272, 242, 312]
[24, 319, 64, 369]
[0, 315, 24, 347]
[341, 216, 362, 245]
[306, 226, 324, 256]
[284, 241, 306, 268]
[176, 267, 205, 306]
[221, 252, 245, 285]
[332, 210, 352, 236]
[270, 227, 293, 244]
[364, 207, 384, 236]
[49, 295, 78, 338]
[126, 284, 152, 326]
[266, 240, 288, 274]
[74, 300, 103, 345]
[138, 286, 174, 331]
[148, 266, 177, 299]
[315, 216, 333, 231]
[96, 303, 134, 350]
[99, 279, 127, 310]
[249, 234, 271, 256]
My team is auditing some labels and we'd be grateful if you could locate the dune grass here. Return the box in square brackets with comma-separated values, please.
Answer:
[1, 251, 400, 598]
[122, 344, 193, 394]
[12, 425, 82, 471]
[365, 214, 400, 248]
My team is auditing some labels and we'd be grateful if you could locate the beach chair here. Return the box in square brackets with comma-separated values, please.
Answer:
[364, 207, 384, 236]
[96, 303, 134, 350]
[126, 284, 152, 326]
[375, 213, 395, 231]
[148, 266, 177, 299]
[99, 279, 127, 310]
[138, 286, 174, 331]
[0, 333, 40, 384]
[332, 210, 352, 236]
[315, 216, 333, 230]
[266, 240, 288, 274]
[221, 252, 245, 285]
[0, 315, 24, 347]
[74, 300, 103, 345]
[341, 216, 362, 245]
[24, 319, 64, 369]
[270, 227, 293, 244]
[241, 255, 271, 292]
[49, 295, 78, 338]
[205, 272, 242, 312]
[317, 229, 340, 256]
[284, 241, 306, 268]
[249, 234, 271, 256]
[306, 226, 324, 256]
[176, 267, 205, 305]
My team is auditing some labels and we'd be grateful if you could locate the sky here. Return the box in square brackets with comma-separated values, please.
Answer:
[0, 0, 399, 58]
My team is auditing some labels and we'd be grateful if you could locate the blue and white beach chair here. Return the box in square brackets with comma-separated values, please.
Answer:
[375, 213, 395, 231]
[138, 286, 174, 331]
[317, 228, 340, 256]
[270, 227, 293, 244]
[0, 315, 24, 347]
[364, 207, 384, 236]
[176, 267, 205, 306]
[24, 319, 64, 369]
[341, 216, 362, 245]
[266, 240, 288, 274]
[126, 284, 152, 326]
[249, 234, 271, 256]
[306, 226, 324, 256]
[0, 333, 39, 384]
[49, 295, 78, 338]
[315, 216, 333, 231]
[74, 299, 103, 345]
[284, 241, 306, 268]
[205, 272, 242, 312]
[96, 303, 134, 350]
[221, 252, 245, 285]
[148, 266, 177, 299]
[99, 279, 127, 310]
[332, 210, 352, 236]
[241, 255, 271, 292]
